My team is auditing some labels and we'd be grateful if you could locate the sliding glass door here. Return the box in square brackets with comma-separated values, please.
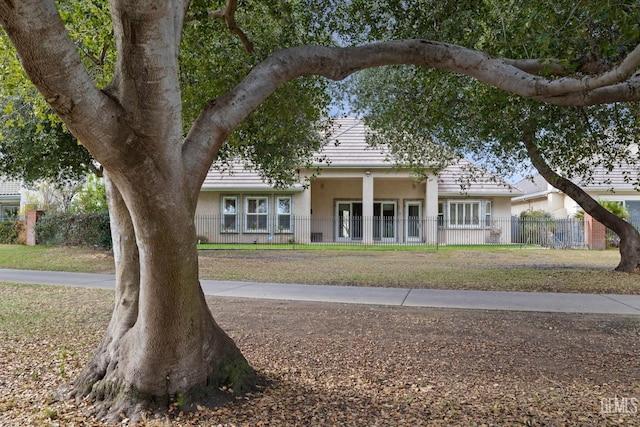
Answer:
[337, 202, 363, 240]
[336, 201, 396, 242]
[373, 202, 397, 242]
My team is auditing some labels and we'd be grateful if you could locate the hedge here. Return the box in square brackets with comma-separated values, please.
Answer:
[35, 211, 112, 249]
[0, 220, 26, 244]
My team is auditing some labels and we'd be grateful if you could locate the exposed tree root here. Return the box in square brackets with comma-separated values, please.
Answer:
[614, 236, 640, 272]
[59, 319, 256, 423]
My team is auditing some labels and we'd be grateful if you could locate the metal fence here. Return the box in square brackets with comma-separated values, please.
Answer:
[194, 215, 590, 248]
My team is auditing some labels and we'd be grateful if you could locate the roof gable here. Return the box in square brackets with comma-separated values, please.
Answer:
[513, 174, 548, 194]
[312, 118, 390, 167]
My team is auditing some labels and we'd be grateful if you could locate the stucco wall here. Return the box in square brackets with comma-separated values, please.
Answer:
[310, 177, 426, 217]
[195, 190, 307, 243]
[513, 190, 640, 219]
[439, 196, 513, 245]
[196, 183, 516, 245]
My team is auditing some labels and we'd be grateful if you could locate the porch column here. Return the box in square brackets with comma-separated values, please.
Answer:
[362, 171, 374, 244]
[295, 188, 311, 244]
[425, 173, 439, 245]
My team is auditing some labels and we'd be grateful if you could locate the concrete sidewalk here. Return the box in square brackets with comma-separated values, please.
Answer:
[1, 268, 640, 315]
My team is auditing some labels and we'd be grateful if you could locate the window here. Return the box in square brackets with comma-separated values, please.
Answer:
[276, 196, 292, 233]
[373, 202, 396, 240]
[245, 196, 268, 232]
[336, 202, 363, 239]
[221, 196, 238, 232]
[1, 206, 18, 220]
[485, 201, 492, 227]
[438, 200, 493, 228]
[437, 202, 444, 227]
[335, 200, 397, 241]
[624, 200, 640, 221]
[449, 201, 480, 227]
[405, 201, 422, 241]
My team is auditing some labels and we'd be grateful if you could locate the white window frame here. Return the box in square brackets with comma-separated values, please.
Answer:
[244, 196, 269, 233]
[335, 201, 363, 241]
[373, 201, 397, 242]
[334, 200, 398, 242]
[485, 201, 492, 227]
[221, 196, 238, 233]
[275, 196, 293, 233]
[405, 200, 423, 242]
[447, 200, 484, 229]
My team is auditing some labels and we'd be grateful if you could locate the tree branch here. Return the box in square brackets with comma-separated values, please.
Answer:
[504, 52, 619, 76]
[508, 42, 640, 88]
[523, 132, 632, 234]
[206, 0, 254, 53]
[523, 132, 640, 271]
[182, 40, 640, 193]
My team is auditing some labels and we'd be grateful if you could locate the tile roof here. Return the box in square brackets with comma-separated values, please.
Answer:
[438, 159, 521, 196]
[0, 178, 21, 196]
[579, 165, 640, 190]
[515, 165, 640, 198]
[513, 174, 549, 195]
[312, 118, 389, 167]
[203, 162, 301, 191]
[203, 118, 519, 196]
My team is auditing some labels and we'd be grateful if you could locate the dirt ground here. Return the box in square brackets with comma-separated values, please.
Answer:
[1, 285, 639, 426]
[205, 298, 639, 426]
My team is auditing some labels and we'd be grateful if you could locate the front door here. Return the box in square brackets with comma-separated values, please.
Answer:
[405, 201, 422, 242]
[373, 202, 397, 242]
[337, 202, 363, 241]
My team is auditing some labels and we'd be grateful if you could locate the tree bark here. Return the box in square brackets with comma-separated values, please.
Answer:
[523, 134, 640, 272]
[67, 173, 139, 398]
[67, 172, 253, 421]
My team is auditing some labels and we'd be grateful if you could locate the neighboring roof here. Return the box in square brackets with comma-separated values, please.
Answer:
[513, 165, 640, 201]
[0, 178, 21, 197]
[580, 165, 640, 190]
[514, 174, 548, 195]
[202, 118, 520, 196]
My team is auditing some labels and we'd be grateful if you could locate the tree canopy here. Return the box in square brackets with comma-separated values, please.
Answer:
[340, 1, 640, 184]
[0, 95, 95, 183]
[0, 0, 334, 187]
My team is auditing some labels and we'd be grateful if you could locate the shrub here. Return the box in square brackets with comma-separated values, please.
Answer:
[0, 220, 25, 244]
[519, 210, 556, 246]
[35, 211, 112, 249]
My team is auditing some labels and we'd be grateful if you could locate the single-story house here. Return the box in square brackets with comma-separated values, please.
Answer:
[512, 169, 640, 221]
[195, 118, 521, 245]
[0, 177, 21, 220]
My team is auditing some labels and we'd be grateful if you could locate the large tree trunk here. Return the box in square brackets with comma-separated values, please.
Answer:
[66, 176, 254, 421]
[524, 135, 640, 272]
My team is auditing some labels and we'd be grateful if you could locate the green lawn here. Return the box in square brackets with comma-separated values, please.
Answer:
[0, 244, 637, 294]
[0, 244, 115, 273]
